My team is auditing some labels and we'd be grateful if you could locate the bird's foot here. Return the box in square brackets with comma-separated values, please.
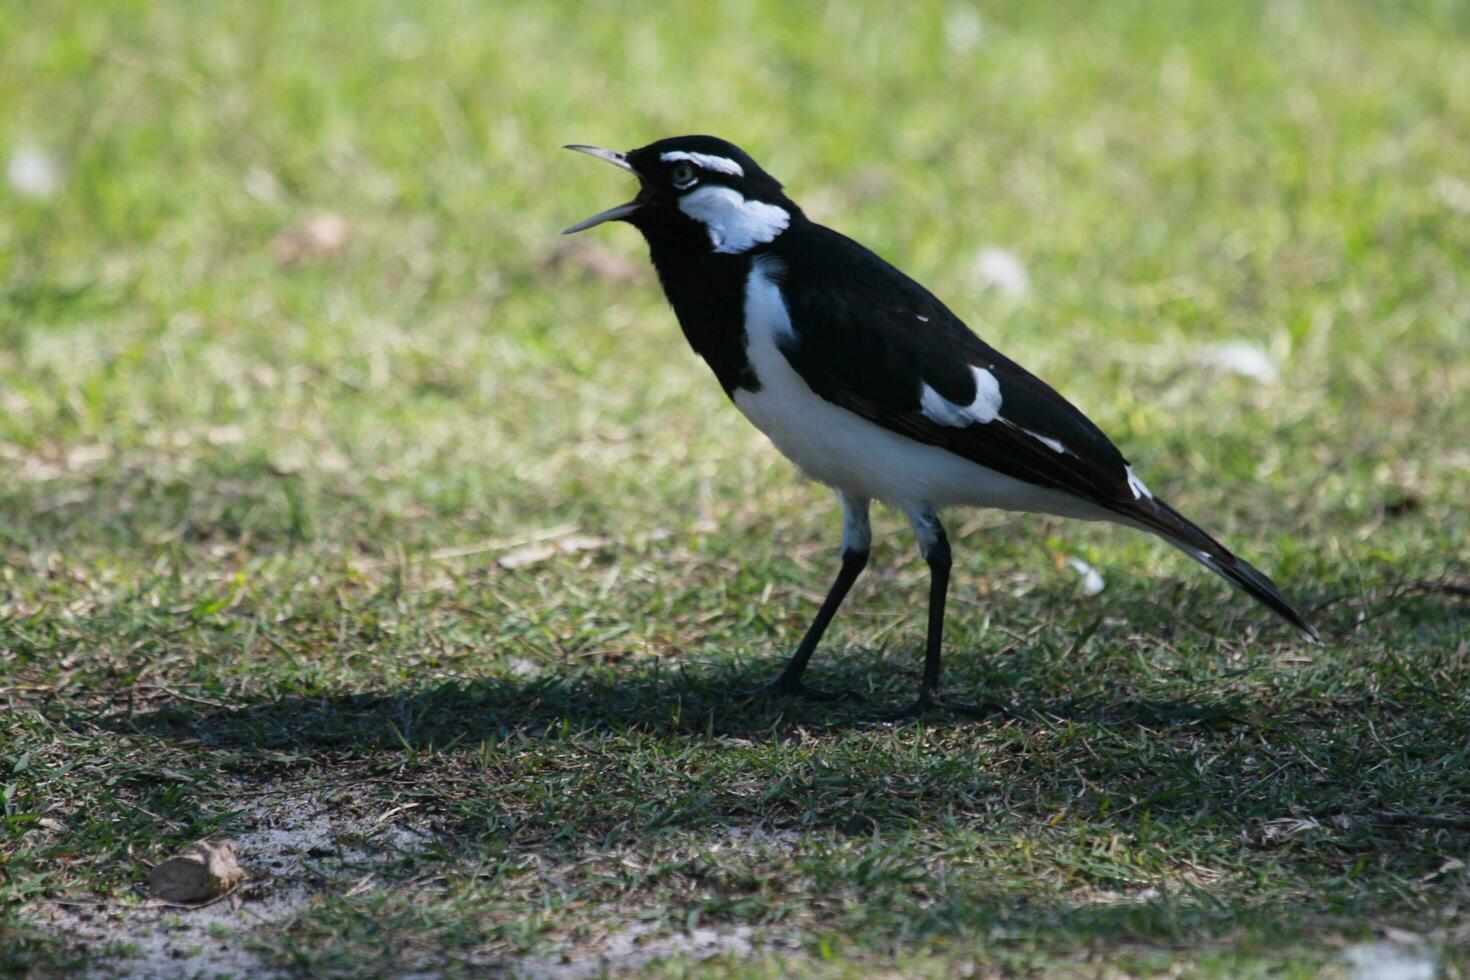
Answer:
[881, 689, 1006, 722]
[735, 672, 858, 703]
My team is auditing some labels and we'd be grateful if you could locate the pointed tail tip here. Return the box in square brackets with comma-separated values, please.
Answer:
[1107, 498, 1322, 644]
[1220, 559, 1320, 645]
[1172, 539, 1319, 644]
[1277, 610, 1321, 645]
[1227, 558, 1320, 645]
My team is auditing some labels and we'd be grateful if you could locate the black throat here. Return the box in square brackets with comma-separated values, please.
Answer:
[635, 215, 762, 397]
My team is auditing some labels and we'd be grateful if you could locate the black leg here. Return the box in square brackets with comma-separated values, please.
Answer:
[744, 493, 870, 702]
[766, 547, 868, 699]
[918, 515, 951, 702]
[886, 508, 1003, 721]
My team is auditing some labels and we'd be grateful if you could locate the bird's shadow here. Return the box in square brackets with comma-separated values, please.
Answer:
[127, 655, 1257, 755]
[121, 581, 1466, 811]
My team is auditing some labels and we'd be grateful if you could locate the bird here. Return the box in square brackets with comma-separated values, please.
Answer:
[563, 135, 1317, 717]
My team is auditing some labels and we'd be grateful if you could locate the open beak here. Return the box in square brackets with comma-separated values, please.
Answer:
[563, 145, 642, 234]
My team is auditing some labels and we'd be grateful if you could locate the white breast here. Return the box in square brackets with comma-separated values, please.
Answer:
[732, 257, 1104, 521]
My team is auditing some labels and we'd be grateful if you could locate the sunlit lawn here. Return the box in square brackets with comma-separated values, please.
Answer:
[3, 1, 1468, 975]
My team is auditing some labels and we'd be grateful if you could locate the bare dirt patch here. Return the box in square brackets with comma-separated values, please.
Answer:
[27, 783, 432, 978]
[512, 921, 765, 979]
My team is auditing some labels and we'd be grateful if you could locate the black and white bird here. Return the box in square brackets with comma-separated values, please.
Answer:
[564, 135, 1317, 716]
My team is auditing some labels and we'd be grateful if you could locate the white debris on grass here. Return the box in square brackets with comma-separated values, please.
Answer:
[1433, 176, 1470, 214]
[1195, 340, 1280, 385]
[721, 825, 800, 851]
[1067, 557, 1106, 596]
[8, 144, 62, 198]
[498, 534, 610, 570]
[507, 656, 542, 678]
[943, 7, 984, 53]
[269, 212, 350, 264]
[243, 165, 283, 204]
[1259, 816, 1324, 841]
[970, 247, 1030, 298]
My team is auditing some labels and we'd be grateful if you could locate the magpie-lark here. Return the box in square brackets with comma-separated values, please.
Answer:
[564, 135, 1317, 716]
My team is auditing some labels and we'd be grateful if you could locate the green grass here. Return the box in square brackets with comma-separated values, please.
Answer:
[3, 0, 1468, 975]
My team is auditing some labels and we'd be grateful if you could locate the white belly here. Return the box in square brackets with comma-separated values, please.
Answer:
[734, 258, 1103, 520]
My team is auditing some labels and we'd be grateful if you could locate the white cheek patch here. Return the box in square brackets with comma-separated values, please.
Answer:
[660, 150, 744, 176]
[678, 186, 791, 254]
[919, 365, 1003, 427]
[1125, 464, 1153, 500]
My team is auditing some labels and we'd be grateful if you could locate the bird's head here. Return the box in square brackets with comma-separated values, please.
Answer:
[563, 135, 797, 255]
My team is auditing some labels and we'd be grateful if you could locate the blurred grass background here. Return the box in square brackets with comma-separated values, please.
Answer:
[3, 0, 1468, 975]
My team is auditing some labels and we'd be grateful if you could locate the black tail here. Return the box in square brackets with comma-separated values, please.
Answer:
[1114, 499, 1320, 643]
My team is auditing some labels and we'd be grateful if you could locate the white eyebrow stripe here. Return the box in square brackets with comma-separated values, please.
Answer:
[660, 151, 745, 177]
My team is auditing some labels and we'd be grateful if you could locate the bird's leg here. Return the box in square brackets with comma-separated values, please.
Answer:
[918, 509, 951, 701]
[746, 493, 870, 702]
[886, 508, 1003, 720]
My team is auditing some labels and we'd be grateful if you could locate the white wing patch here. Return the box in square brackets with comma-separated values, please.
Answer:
[1125, 464, 1153, 499]
[659, 150, 744, 177]
[1021, 427, 1067, 454]
[919, 365, 1003, 427]
[677, 186, 790, 254]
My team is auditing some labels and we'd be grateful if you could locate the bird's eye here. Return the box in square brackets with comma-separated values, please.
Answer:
[671, 163, 698, 188]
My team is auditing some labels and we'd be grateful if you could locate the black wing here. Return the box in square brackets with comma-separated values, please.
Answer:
[769, 224, 1140, 509]
[764, 224, 1318, 640]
